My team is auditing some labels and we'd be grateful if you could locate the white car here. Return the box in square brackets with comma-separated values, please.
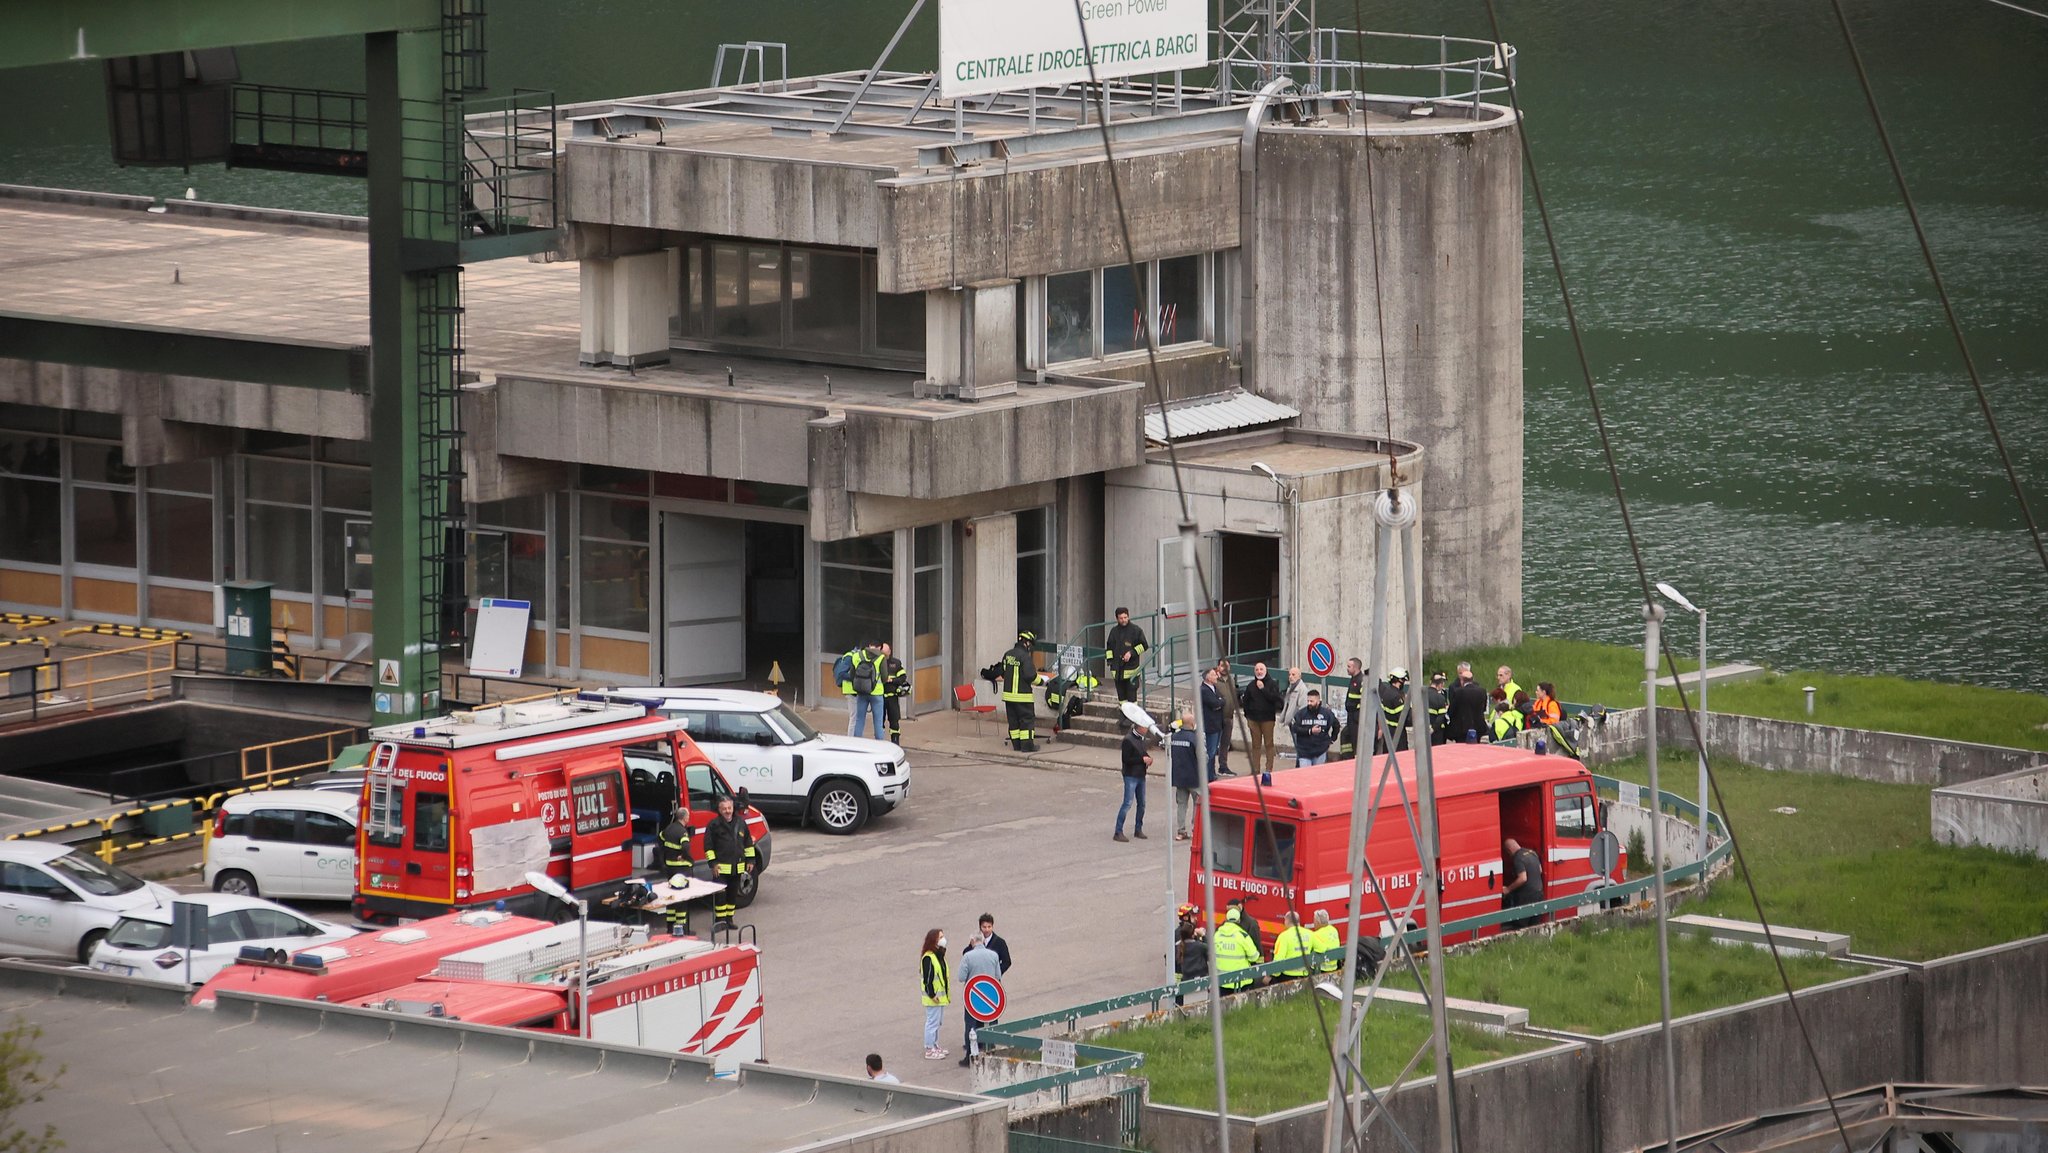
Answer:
[89, 892, 356, 986]
[582, 687, 908, 834]
[204, 789, 359, 901]
[0, 842, 178, 963]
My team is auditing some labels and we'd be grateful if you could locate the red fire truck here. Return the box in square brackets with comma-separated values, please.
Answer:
[1191, 743, 1622, 949]
[352, 697, 770, 925]
[196, 910, 766, 1061]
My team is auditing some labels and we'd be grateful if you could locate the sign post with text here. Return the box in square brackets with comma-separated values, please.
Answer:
[939, 0, 1208, 99]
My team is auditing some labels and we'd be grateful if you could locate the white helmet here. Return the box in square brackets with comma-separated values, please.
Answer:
[670, 873, 691, 888]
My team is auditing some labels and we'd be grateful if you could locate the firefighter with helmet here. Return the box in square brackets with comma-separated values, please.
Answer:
[1376, 668, 1411, 754]
[985, 630, 1040, 752]
[657, 808, 696, 936]
[703, 794, 757, 930]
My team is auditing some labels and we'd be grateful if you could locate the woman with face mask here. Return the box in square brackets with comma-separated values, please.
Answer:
[920, 928, 951, 1059]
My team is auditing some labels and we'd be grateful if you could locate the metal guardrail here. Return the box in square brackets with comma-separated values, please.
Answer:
[976, 774, 1729, 1104]
[3, 724, 365, 864]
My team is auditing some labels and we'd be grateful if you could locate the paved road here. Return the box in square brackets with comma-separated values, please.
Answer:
[117, 733, 1188, 1094]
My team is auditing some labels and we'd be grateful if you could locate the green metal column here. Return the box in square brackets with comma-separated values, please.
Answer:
[366, 29, 457, 723]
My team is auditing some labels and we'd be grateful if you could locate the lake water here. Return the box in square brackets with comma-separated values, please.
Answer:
[1, 0, 2042, 690]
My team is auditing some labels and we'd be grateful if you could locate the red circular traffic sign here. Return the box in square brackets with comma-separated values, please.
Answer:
[964, 974, 1005, 1023]
[1306, 637, 1335, 677]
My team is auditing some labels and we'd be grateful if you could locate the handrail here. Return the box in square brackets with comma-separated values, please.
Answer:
[977, 774, 1727, 1100]
[239, 726, 368, 783]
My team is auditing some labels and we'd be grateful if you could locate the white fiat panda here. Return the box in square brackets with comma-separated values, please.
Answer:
[204, 789, 360, 901]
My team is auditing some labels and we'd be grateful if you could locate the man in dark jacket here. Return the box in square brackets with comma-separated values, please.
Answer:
[1114, 723, 1152, 842]
[1425, 672, 1452, 745]
[1199, 667, 1230, 776]
[1446, 661, 1489, 745]
[1238, 661, 1285, 776]
[1503, 836, 1546, 929]
[1104, 607, 1148, 707]
[702, 795, 757, 929]
[1290, 689, 1339, 765]
[1211, 658, 1240, 774]
[879, 641, 911, 745]
[1376, 668, 1411, 755]
[1168, 710, 1205, 839]
[976, 913, 1012, 973]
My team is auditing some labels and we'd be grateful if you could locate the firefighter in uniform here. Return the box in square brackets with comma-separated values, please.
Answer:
[880, 641, 911, 745]
[1425, 672, 1452, 746]
[987, 630, 1039, 752]
[1337, 658, 1366, 758]
[658, 812, 696, 936]
[1376, 668, 1411, 754]
[1104, 607, 1148, 708]
[702, 794, 757, 929]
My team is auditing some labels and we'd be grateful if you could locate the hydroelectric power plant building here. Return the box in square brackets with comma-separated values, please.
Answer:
[0, 32, 1523, 714]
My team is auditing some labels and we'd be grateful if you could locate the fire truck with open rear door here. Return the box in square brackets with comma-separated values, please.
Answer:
[353, 697, 770, 925]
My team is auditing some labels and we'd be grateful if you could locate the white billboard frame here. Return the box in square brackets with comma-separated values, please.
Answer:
[938, 0, 1209, 100]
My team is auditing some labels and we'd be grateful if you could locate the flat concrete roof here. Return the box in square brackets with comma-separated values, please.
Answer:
[1155, 428, 1407, 477]
[0, 963, 1002, 1153]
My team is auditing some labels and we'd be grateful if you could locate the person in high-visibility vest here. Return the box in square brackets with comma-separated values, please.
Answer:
[919, 928, 951, 1060]
[1491, 690, 1527, 742]
[1272, 911, 1315, 979]
[1308, 909, 1343, 973]
[657, 813, 695, 936]
[1214, 902, 1263, 993]
[987, 631, 1039, 751]
[1104, 607, 1148, 708]
[701, 795, 756, 929]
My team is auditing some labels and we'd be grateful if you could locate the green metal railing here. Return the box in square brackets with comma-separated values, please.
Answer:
[976, 773, 1730, 1106]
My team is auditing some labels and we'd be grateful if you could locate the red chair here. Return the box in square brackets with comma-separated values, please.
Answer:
[953, 683, 997, 739]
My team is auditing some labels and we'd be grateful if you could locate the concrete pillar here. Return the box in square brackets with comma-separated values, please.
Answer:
[609, 250, 671, 368]
[578, 255, 614, 366]
[960, 512, 1019, 692]
[919, 279, 1018, 401]
[1055, 475, 1104, 642]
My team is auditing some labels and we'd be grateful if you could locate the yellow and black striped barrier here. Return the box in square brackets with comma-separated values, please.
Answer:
[0, 613, 57, 631]
[60, 623, 192, 642]
[271, 629, 299, 678]
[0, 636, 51, 651]
[5, 778, 300, 864]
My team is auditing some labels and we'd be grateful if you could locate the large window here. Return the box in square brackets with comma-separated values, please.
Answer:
[245, 454, 313, 594]
[578, 494, 650, 633]
[319, 464, 371, 598]
[146, 461, 214, 584]
[1016, 507, 1053, 642]
[1027, 250, 1232, 367]
[0, 432, 61, 565]
[820, 533, 892, 655]
[678, 239, 925, 365]
[70, 440, 137, 569]
[473, 495, 548, 621]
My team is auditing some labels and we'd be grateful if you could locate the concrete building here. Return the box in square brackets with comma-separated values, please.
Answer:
[0, 38, 1521, 713]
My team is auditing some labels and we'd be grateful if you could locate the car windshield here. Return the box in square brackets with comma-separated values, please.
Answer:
[768, 705, 819, 743]
[47, 852, 147, 896]
[105, 917, 171, 950]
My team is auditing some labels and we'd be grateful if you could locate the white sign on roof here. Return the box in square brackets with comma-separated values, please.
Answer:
[939, 0, 1209, 99]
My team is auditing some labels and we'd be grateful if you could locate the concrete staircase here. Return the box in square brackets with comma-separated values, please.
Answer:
[1038, 695, 1201, 753]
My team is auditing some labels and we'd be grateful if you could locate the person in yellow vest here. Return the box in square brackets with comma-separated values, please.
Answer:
[1308, 909, 1343, 973]
[919, 927, 951, 1060]
[1272, 910, 1316, 980]
[1490, 689, 1526, 742]
[1213, 901, 1263, 993]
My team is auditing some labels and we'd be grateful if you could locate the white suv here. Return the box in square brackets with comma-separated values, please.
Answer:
[581, 688, 908, 834]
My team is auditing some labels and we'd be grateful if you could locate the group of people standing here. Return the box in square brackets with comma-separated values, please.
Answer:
[837, 640, 912, 743]
[916, 914, 1014, 1064]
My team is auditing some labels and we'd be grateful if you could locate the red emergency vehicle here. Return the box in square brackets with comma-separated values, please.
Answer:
[353, 697, 770, 925]
[197, 910, 766, 1061]
[1191, 744, 1622, 949]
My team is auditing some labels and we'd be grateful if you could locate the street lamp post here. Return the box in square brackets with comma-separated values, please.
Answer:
[1654, 582, 1709, 853]
[525, 870, 591, 1040]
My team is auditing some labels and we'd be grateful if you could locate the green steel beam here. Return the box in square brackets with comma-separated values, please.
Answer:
[0, 310, 367, 391]
[1, 0, 440, 70]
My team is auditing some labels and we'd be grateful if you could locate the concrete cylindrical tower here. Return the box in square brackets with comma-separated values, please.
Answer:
[1246, 101, 1524, 653]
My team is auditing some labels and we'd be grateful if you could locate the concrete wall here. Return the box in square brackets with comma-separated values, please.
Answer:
[1595, 967, 1910, 1153]
[1917, 935, 2048, 1085]
[565, 140, 890, 249]
[1932, 769, 2048, 861]
[1591, 707, 2047, 788]
[0, 358, 370, 454]
[1082, 346, 1240, 401]
[876, 141, 1239, 294]
[1248, 117, 1523, 653]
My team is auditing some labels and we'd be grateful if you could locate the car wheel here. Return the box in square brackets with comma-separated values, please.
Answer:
[213, 869, 259, 897]
[78, 929, 107, 965]
[809, 781, 869, 835]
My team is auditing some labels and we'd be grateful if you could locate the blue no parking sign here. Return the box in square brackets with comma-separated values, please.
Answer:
[964, 974, 1005, 1023]
[1306, 637, 1335, 677]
